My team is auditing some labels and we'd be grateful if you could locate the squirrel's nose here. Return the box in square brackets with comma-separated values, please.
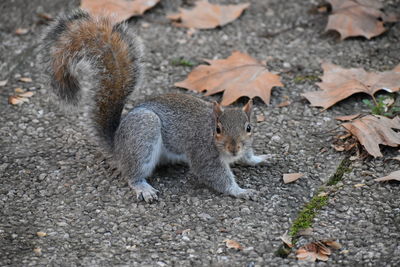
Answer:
[228, 143, 241, 156]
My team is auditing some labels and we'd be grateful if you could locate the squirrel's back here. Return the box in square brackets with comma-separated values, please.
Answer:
[41, 10, 144, 150]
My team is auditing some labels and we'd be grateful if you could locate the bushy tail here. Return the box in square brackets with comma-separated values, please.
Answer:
[41, 10, 143, 150]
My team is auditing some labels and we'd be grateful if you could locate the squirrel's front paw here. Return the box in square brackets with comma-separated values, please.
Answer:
[131, 181, 159, 203]
[230, 188, 258, 201]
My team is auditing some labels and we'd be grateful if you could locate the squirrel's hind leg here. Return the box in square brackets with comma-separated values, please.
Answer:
[114, 108, 162, 202]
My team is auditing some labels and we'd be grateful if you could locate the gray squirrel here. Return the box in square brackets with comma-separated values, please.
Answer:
[41, 10, 268, 202]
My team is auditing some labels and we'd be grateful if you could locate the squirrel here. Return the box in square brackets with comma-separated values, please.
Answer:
[41, 10, 268, 202]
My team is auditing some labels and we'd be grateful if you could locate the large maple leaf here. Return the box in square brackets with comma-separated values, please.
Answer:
[174, 51, 283, 106]
[81, 0, 160, 23]
[167, 0, 250, 29]
[303, 62, 400, 110]
[326, 0, 398, 40]
[341, 115, 400, 157]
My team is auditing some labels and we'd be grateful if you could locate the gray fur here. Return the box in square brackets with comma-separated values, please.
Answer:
[43, 10, 267, 202]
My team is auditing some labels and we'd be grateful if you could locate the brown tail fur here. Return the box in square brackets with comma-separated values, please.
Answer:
[41, 10, 143, 150]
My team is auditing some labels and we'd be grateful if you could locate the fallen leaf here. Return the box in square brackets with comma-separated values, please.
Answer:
[325, 0, 398, 40]
[81, 0, 160, 24]
[15, 28, 29, 35]
[223, 239, 243, 250]
[332, 144, 345, 152]
[33, 247, 42, 256]
[324, 240, 342, 249]
[354, 183, 366, 188]
[277, 100, 290, 107]
[8, 90, 35, 105]
[296, 241, 335, 262]
[37, 12, 53, 21]
[19, 77, 32, 83]
[335, 114, 360, 121]
[36, 231, 47, 237]
[175, 51, 283, 106]
[375, 170, 400, 182]
[283, 173, 303, 184]
[19, 91, 35, 98]
[280, 231, 293, 248]
[392, 156, 400, 161]
[303, 63, 400, 110]
[168, 0, 250, 29]
[318, 192, 328, 197]
[341, 115, 400, 157]
[0, 80, 8, 87]
[256, 114, 265, 122]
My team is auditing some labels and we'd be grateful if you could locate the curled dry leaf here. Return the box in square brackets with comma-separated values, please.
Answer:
[36, 231, 47, 237]
[297, 241, 338, 262]
[8, 90, 35, 105]
[283, 173, 303, 184]
[335, 114, 360, 121]
[81, 0, 160, 24]
[223, 239, 243, 250]
[303, 63, 400, 110]
[19, 77, 33, 83]
[33, 247, 42, 256]
[15, 28, 29, 35]
[324, 240, 342, 249]
[175, 51, 283, 106]
[392, 156, 400, 161]
[280, 231, 293, 248]
[341, 115, 400, 157]
[168, 0, 250, 29]
[326, 0, 398, 40]
[375, 170, 400, 182]
[256, 114, 265, 122]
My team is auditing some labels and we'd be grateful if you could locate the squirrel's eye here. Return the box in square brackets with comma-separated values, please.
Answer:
[246, 124, 252, 133]
[216, 126, 221, 134]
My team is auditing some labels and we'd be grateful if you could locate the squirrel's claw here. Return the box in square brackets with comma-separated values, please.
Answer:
[132, 181, 159, 203]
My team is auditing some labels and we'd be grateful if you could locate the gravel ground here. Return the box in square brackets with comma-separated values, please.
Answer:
[1, 0, 399, 266]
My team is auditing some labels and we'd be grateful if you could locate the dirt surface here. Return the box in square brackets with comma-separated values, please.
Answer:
[1, 0, 399, 266]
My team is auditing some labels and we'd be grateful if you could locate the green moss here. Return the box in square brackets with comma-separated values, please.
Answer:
[171, 58, 196, 67]
[326, 157, 351, 186]
[289, 195, 328, 237]
[293, 75, 320, 84]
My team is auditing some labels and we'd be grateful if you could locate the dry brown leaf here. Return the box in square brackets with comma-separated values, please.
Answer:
[297, 227, 313, 236]
[354, 183, 366, 188]
[277, 100, 291, 107]
[167, 0, 249, 29]
[375, 170, 400, 182]
[223, 239, 243, 250]
[0, 80, 8, 87]
[335, 114, 360, 121]
[341, 115, 400, 157]
[324, 240, 342, 249]
[19, 77, 32, 83]
[283, 173, 303, 184]
[175, 51, 283, 106]
[33, 247, 42, 256]
[297, 241, 336, 262]
[81, 0, 160, 24]
[36, 231, 47, 237]
[326, 0, 398, 40]
[392, 156, 400, 161]
[256, 114, 265, 122]
[303, 63, 400, 110]
[280, 231, 293, 248]
[8, 90, 35, 105]
[37, 12, 54, 21]
[15, 28, 29, 35]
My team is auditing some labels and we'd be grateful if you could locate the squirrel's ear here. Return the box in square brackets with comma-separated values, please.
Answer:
[243, 99, 253, 118]
[213, 101, 223, 118]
